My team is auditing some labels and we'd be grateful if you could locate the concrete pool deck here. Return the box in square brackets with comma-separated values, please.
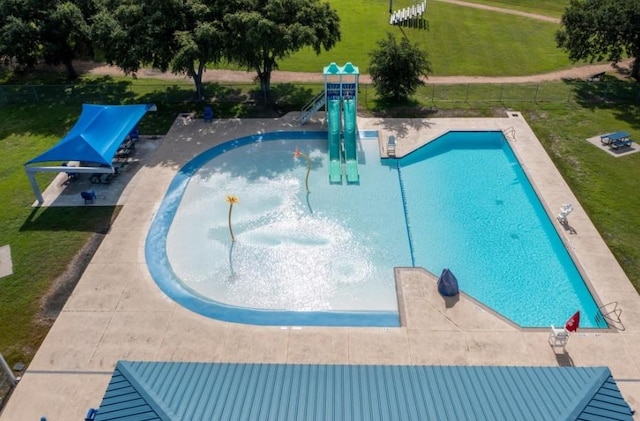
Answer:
[2, 113, 640, 420]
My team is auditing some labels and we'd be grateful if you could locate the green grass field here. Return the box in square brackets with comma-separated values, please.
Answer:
[0, 104, 120, 362]
[277, 0, 573, 75]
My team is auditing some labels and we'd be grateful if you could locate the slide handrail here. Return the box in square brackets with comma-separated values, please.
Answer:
[300, 91, 326, 125]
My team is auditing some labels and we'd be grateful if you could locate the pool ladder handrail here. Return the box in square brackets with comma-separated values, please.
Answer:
[503, 126, 517, 142]
[387, 135, 397, 157]
[300, 91, 326, 125]
[595, 301, 624, 331]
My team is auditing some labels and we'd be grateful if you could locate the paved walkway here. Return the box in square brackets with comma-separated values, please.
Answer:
[2, 113, 640, 420]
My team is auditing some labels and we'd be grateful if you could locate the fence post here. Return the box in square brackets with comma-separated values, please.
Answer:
[0, 87, 6, 107]
[0, 353, 17, 386]
[534, 83, 540, 102]
[364, 84, 367, 110]
[32, 86, 39, 102]
[499, 84, 504, 102]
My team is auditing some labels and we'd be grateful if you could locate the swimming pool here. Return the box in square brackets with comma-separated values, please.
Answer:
[146, 130, 606, 328]
[399, 131, 605, 328]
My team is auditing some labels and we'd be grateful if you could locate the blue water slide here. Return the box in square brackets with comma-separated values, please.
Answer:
[328, 99, 342, 183]
[342, 99, 359, 182]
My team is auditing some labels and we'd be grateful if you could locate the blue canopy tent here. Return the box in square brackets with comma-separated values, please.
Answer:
[24, 103, 156, 204]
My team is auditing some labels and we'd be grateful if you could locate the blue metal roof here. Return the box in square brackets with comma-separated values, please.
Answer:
[25, 103, 155, 167]
[94, 362, 633, 421]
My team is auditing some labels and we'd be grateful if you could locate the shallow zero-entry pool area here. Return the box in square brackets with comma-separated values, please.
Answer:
[145, 130, 607, 328]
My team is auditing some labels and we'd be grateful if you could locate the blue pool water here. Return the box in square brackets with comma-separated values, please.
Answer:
[146, 130, 606, 328]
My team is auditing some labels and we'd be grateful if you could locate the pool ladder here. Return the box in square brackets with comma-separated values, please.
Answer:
[503, 126, 517, 142]
[595, 302, 624, 330]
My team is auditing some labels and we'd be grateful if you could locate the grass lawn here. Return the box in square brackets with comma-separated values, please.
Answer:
[277, 0, 572, 75]
[0, 104, 120, 363]
[215, 0, 574, 76]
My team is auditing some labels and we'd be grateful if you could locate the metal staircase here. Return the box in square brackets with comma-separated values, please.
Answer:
[300, 91, 325, 125]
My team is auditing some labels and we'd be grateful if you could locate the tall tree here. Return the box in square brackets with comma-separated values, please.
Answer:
[0, 0, 94, 77]
[92, 0, 225, 98]
[369, 33, 432, 102]
[556, 0, 640, 81]
[0, 0, 41, 70]
[41, 0, 95, 78]
[224, 0, 340, 101]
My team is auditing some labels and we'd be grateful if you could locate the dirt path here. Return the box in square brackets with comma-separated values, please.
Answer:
[433, 0, 560, 24]
[77, 60, 629, 85]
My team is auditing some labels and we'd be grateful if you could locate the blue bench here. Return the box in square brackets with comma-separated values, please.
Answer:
[610, 138, 634, 150]
[81, 190, 96, 204]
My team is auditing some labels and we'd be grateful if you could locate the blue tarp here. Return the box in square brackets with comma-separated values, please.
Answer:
[25, 104, 156, 167]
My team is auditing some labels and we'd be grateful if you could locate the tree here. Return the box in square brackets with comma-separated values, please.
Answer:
[0, 0, 41, 70]
[224, 0, 340, 101]
[41, 0, 95, 78]
[556, 0, 640, 81]
[0, 0, 95, 78]
[92, 0, 225, 98]
[369, 33, 432, 102]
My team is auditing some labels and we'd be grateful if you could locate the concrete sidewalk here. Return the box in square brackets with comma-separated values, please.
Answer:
[2, 112, 639, 420]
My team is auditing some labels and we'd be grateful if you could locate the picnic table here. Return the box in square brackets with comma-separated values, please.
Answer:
[600, 131, 630, 145]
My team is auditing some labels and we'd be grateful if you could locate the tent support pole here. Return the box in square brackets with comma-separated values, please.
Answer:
[25, 170, 44, 205]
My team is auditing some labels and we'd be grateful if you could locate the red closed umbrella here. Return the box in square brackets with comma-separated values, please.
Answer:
[565, 311, 580, 332]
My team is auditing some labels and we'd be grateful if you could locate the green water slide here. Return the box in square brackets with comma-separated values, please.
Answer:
[328, 99, 342, 183]
[342, 99, 359, 183]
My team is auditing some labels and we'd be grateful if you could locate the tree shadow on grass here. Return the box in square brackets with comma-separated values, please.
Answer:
[0, 67, 77, 85]
[0, 75, 135, 108]
[134, 82, 289, 120]
[270, 83, 316, 109]
[369, 97, 438, 119]
[366, 97, 438, 138]
[20, 206, 119, 233]
[563, 78, 640, 131]
[70, 76, 135, 104]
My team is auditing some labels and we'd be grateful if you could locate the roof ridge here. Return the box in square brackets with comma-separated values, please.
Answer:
[117, 361, 179, 421]
[560, 366, 629, 421]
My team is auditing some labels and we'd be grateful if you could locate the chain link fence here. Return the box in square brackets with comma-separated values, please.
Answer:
[0, 83, 198, 106]
[422, 81, 640, 104]
[1, 80, 639, 108]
